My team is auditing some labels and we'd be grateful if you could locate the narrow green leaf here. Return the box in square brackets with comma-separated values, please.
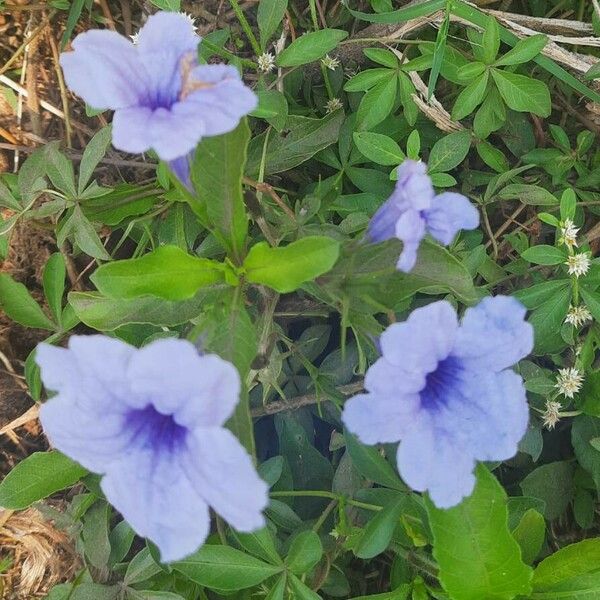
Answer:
[285, 531, 323, 574]
[452, 72, 489, 121]
[353, 132, 405, 166]
[355, 497, 404, 559]
[257, 0, 288, 48]
[491, 70, 550, 117]
[78, 125, 112, 194]
[345, 0, 445, 24]
[521, 245, 567, 266]
[356, 74, 397, 131]
[482, 15, 500, 64]
[0, 273, 56, 330]
[277, 29, 348, 67]
[512, 509, 545, 564]
[43, 253, 66, 325]
[495, 34, 547, 67]
[427, 130, 471, 173]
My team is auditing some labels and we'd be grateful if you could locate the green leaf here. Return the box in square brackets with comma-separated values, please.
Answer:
[68, 290, 212, 331]
[0, 178, 22, 211]
[344, 432, 404, 490]
[43, 141, 77, 197]
[233, 528, 282, 566]
[495, 34, 547, 67]
[482, 16, 500, 64]
[344, 68, 392, 92]
[43, 253, 66, 325]
[529, 286, 571, 355]
[66, 206, 111, 260]
[355, 496, 404, 559]
[191, 119, 249, 260]
[91, 246, 224, 300]
[427, 465, 533, 600]
[288, 574, 322, 600]
[491, 69, 551, 117]
[364, 48, 398, 68]
[353, 132, 405, 166]
[521, 245, 567, 265]
[356, 74, 397, 131]
[533, 539, 600, 591]
[497, 184, 557, 206]
[124, 547, 162, 585]
[78, 125, 112, 194]
[0, 273, 56, 330]
[428, 8, 450, 98]
[244, 236, 340, 293]
[452, 72, 489, 121]
[257, 0, 288, 48]
[173, 545, 282, 591]
[277, 29, 348, 67]
[427, 130, 471, 173]
[571, 415, 600, 491]
[476, 140, 509, 173]
[345, 0, 445, 24]
[520, 461, 574, 521]
[285, 531, 323, 574]
[560, 189, 577, 221]
[0, 451, 86, 510]
[512, 509, 545, 564]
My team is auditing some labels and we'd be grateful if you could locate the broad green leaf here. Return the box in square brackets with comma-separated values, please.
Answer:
[68, 290, 212, 331]
[0, 451, 86, 509]
[345, 0, 445, 23]
[247, 111, 344, 177]
[495, 34, 547, 67]
[497, 184, 557, 206]
[560, 189, 577, 221]
[348, 590, 410, 600]
[571, 415, 600, 490]
[91, 246, 224, 300]
[191, 119, 249, 260]
[78, 125, 112, 194]
[288, 574, 322, 600]
[277, 29, 348, 67]
[68, 206, 112, 260]
[285, 530, 323, 574]
[512, 509, 545, 564]
[521, 245, 567, 265]
[233, 527, 282, 565]
[264, 575, 287, 600]
[427, 465, 533, 600]
[251, 89, 288, 130]
[344, 68, 391, 92]
[0, 273, 56, 330]
[356, 74, 397, 131]
[476, 140, 509, 172]
[529, 287, 571, 355]
[345, 432, 404, 491]
[355, 497, 404, 559]
[0, 178, 22, 211]
[124, 548, 163, 585]
[533, 539, 600, 591]
[244, 236, 340, 293]
[364, 48, 398, 68]
[82, 502, 111, 570]
[520, 461, 574, 520]
[257, 0, 288, 48]
[353, 132, 405, 166]
[452, 72, 489, 121]
[173, 545, 282, 591]
[491, 69, 551, 117]
[427, 130, 471, 173]
[43, 253, 66, 324]
[43, 141, 77, 197]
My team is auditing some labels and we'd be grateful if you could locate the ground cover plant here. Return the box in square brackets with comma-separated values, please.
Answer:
[0, 0, 600, 598]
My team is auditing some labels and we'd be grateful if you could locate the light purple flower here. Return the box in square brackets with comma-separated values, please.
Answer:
[342, 296, 533, 508]
[60, 12, 257, 167]
[368, 160, 479, 272]
[36, 335, 268, 562]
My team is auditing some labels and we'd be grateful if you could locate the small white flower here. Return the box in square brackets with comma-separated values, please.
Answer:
[565, 252, 590, 278]
[321, 54, 340, 71]
[325, 97, 343, 113]
[555, 367, 584, 399]
[565, 305, 593, 328]
[559, 219, 579, 249]
[130, 31, 140, 45]
[257, 52, 276, 74]
[542, 400, 562, 430]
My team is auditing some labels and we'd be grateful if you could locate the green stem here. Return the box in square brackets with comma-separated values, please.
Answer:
[308, 0, 319, 29]
[202, 39, 258, 69]
[228, 0, 262, 57]
[313, 499, 337, 533]
[321, 63, 335, 100]
[270, 490, 383, 512]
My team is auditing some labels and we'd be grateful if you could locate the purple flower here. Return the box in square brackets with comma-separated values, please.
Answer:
[36, 335, 268, 562]
[60, 12, 257, 165]
[367, 160, 479, 272]
[342, 296, 533, 508]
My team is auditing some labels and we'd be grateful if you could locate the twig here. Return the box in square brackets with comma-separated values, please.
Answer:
[243, 176, 296, 220]
[484, 204, 527, 250]
[251, 381, 364, 417]
[0, 404, 39, 437]
[47, 30, 73, 148]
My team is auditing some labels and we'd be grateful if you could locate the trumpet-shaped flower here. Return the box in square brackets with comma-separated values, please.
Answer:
[342, 296, 533, 508]
[36, 335, 268, 562]
[60, 12, 257, 169]
[367, 160, 479, 272]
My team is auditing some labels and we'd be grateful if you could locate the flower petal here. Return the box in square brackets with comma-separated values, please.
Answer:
[397, 413, 476, 508]
[60, 30, 148, 110]
[101, 449, 210, 562]
[185, 428, 268, 532]
[169, 153, 193, 190]
[127, 338, 240, 427]
[424, 192, 479, 246]
[111, 106, 153, 154]
[380, 301, 458, 374]
[185, 65, 258, 137]
[392, 160, 434, 212]
[367, 197, 402, 243]
[342, 391, 419, 445]
[394, 209, 426, 272]
[453, 295, 533, 372]
[365, 357, 425, 395]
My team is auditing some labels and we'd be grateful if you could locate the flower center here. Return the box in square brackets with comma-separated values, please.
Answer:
[420, 356, 462, 411]
[125, 405, 188, 453]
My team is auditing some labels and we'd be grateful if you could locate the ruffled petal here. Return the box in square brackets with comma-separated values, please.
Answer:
[396, 413, 476, 508]
[453, 295, 533, 372]
[101, 448, 210, 562]
[365, 357, 425, 395]
[127, 338, 240, 427]
[60, 30, 148, 110]
[424, 192, 479, 246]
[185, 65, 257, 137]
[342, 391, 420, 445]
[367, 197, 402, 243]
[380, 301, 458, 374]
[185, 428, 268, 532]
[394, 209, 426, 272]
[111, 106, 153, 154]
[392, 160, 434, 211]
